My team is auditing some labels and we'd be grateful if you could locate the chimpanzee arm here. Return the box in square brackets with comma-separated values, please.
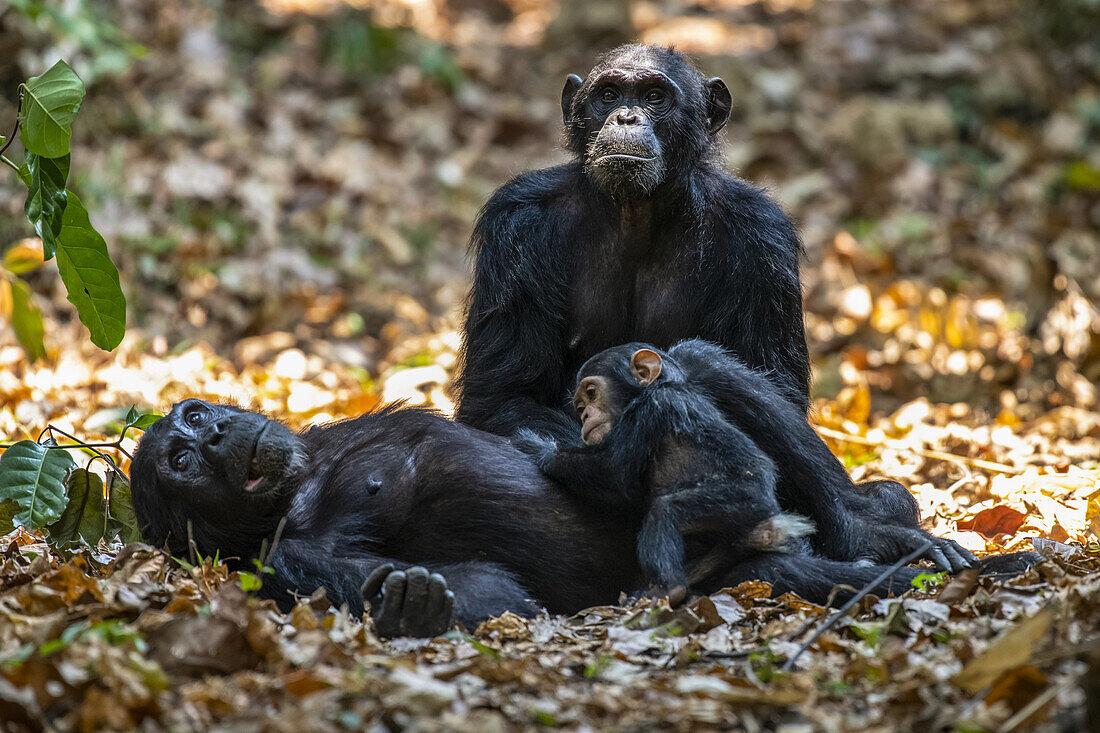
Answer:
[264, 538, 539, 635]
[454, 179, 581, 444]
[668, 339, 975, 572]
[531, 385, 773, 513]
[709, 181, 811, 413]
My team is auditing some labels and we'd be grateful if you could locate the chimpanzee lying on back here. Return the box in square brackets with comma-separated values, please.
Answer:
[517, 344, 814, 595]
[131, 400, 641, 637]
[131, 398, 1028, 637]
[518, 339, 1039, 599]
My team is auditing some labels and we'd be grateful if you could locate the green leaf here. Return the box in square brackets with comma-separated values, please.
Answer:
[124, 407, 162, 433]
[0, 500, 18, 530]
[23, 152, 69, 260]
[54, 192, 126, 350]
[18, 60, 85, 159]
[238, 572, 263, 592]
[0, 441, 75, 530]
[106, 472, 141, 544]
[47, 468, 108, 549]
[9, 278, 46, 362]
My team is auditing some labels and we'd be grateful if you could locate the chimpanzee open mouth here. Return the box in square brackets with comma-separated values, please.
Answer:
[244, 455, 264, 492]
[241, 421, 280, 494]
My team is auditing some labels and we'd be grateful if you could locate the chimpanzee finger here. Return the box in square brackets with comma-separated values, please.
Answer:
[441, 589, 455, 630]
[381, 570, 407, 626]
[362, 563, 395, 601]
[953, 541, 978, 567]
[925, 545, 952, 572]
[426, 572, 448, 619]
[404, 566, 430, 616]
[940, 541, 975, 572]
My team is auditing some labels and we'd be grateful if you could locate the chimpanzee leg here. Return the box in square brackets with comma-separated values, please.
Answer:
[639, 476, 783, 591]
[637, 508, 688, 590]
[849, 479, 921, 528]
[705, 551, 1043, 607]
[669, 339, 975, 571]
[710, 553, 923, 604]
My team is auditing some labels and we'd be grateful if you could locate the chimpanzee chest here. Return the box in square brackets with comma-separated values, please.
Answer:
[566, 252, 702, 366]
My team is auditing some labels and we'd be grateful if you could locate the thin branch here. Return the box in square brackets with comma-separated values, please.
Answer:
[0, 441, 130, 452]
[264, 516, 288, 567]
[814, 424, 1025, 475]
[37, 424, 132, 473]
[0, 93, 18, 159]
[1, 153, 20, 174]
[997, 674, 1078, 732]
[186, 519, 198, 567]
[781, 539, 934, 672]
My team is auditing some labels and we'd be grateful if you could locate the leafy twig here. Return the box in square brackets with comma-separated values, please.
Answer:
[37, 423, 132, 465]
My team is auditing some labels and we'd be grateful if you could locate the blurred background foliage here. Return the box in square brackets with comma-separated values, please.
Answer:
[0, 0, 1097, 427]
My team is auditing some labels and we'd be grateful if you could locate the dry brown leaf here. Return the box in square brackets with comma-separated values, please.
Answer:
[957, 505, 1028, 538]
[952, 609, 1053, 694]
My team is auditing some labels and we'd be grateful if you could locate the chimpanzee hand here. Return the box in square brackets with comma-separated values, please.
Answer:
[362, 564, 455, 638]
[854, 522, 976, 573]
[511, 429, 558, 467]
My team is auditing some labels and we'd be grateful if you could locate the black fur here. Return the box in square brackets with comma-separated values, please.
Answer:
[131, 397, 1040, 631]
[523, 341, 1038, 599]
[519, 343, 806, 592]
[455, 45, 810, 443]
[664, 339, 980, 571]
[131, 400, 639, 633]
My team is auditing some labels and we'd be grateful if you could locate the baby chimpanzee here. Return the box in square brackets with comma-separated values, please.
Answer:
[516, 343, 813, 595]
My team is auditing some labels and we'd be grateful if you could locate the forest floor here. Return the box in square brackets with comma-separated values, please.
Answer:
[1, 0, 1099, 729]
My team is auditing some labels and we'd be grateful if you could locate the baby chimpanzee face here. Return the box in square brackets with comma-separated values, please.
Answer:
[574, 347, 665, 445]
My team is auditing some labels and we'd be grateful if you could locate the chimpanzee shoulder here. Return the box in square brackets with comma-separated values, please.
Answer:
[702, 170, 804, 262]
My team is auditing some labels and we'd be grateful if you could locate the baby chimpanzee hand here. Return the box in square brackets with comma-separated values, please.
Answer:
[511, 429, 558, 467]
[362, 564, 454, 638]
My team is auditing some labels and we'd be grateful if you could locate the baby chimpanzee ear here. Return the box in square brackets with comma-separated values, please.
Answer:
[630, 349, 663, 385]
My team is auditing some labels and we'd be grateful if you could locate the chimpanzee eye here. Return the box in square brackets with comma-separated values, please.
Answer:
[586, 385, 597, 401]
[645, 89, 664, 103]
[600, 87, 618, 103]
[173, 452, 189, 471]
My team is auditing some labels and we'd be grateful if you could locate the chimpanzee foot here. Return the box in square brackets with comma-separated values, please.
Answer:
[362, 564, 455, 638]
[977, 551, 1041, 579]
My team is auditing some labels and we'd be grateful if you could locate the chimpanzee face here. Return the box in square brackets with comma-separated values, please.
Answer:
[574, 346, 666, 445]
[561, 45, 732, 200]
[579, 67, 673, 198]
[130, 400, 304, 552]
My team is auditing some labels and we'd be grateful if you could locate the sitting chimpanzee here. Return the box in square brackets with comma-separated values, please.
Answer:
[517, 344, 815, 595]
[456, 44, 809, 440]
[452, 44, 938, 570]
[131, 399, 1002, 637]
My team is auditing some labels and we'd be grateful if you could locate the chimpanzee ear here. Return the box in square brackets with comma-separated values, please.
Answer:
[561, 74, 583, 125]
[630, 349, 664, 385]
[704, 77, 732, 135]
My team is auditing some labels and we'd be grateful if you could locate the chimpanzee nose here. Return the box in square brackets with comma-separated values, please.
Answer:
[614, 107, 639, 125]
[202, 417, 231, 457]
